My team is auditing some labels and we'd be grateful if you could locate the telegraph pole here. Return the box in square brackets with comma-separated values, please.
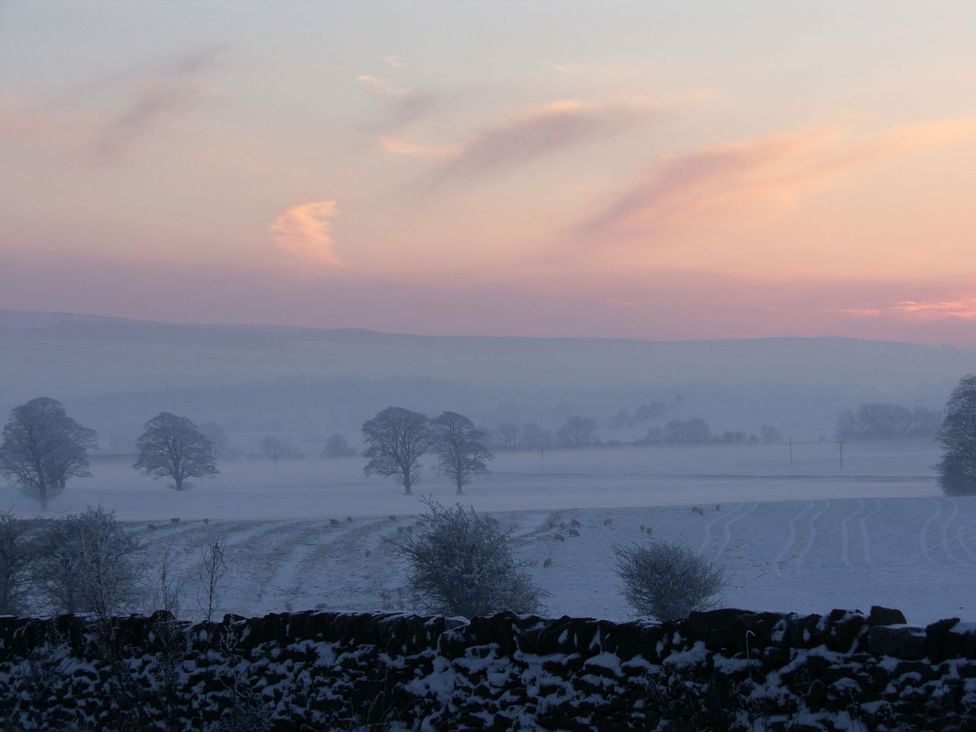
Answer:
[788, 436, 793, 468]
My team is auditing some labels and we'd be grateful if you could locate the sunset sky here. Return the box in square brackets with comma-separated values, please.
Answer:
[2, 2, 976, 344]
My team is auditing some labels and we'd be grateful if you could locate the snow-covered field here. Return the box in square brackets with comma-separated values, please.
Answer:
[4, 441, 974, 625]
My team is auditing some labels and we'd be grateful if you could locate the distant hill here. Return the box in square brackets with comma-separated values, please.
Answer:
[0, 309, 972, 443]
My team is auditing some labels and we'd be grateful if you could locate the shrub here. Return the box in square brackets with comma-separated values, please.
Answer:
[31, 507, 144, 615]
[614, 541, 725, 621]
[389, 499, 545, 617]
[0, 512, 33, 614]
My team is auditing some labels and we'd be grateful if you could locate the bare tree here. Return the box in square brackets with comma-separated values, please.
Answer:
[556, 415, 599, 448]
[432, 411, 493, 495]
[258, 435, 302, 462]
[198, 536, 227, 625]
[938, 374, 976, 496]
[493, 423, 522, 450]
[0, 512, 33, 614]
[321, 432, 356, 458]
[0, 397, 97, 510]
[388, 499, 544, 617]
[32, 507, 144, 616]
[520, 422, 554, 450]
[662, 417, 713, 445]
[362, 407, 433, 495]
[134, 412, 218, 491]
[614, 541, 725, 621]
[199, 421, 237, 460]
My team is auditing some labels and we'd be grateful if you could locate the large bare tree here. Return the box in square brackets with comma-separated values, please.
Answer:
[0, 397, 97, 510]
[134, 412, 218, 491]
[432, 411, 493, 495]
[362, 407, 433, 495]
[938, 374, 976, 496]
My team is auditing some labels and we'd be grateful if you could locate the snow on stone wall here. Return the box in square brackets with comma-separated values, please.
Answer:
[1, 606, 974, 730]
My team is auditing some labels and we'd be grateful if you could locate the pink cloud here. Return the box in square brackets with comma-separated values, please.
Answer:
[576, 133, 820, 238]
[892, 298, 976, 320]
[576, 118, 976, 243]
[271, 200, 341, 266]
[378, 136, 456, 157]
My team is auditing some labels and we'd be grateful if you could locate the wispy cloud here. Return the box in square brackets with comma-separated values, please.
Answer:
[576, 133, 819, 237]
[356, 74, 411, 97]
[90, 45, 225, 164]
[576, 118, 976, 241]
[378, 137, 457, 157]
[383, 55, 403, 68]
[434, 99, 657, 183]
[893, 298, 976, 320]
[839, 296, 976, 322]
[271, 200, 341, 267]
[356, 72, 437, 134]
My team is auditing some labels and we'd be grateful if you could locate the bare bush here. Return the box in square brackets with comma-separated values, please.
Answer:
[0, 512, 33, 614]
[198, 536, 227, 624]
[149, 544, 184, 618]
[31, 507, 144, 616]
[614, 541, 725, 621]
[388, 499, 545, 617]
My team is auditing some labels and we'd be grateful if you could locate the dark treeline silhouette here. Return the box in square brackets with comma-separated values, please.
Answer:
[836, 403, 942, 440]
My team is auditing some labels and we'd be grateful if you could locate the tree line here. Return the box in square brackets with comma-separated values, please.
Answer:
[3, 375, 976, 510]
[835, 402, 943, 440]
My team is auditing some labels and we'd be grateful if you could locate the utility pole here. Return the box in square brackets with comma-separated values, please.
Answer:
[540, 446, 545, 474]
[788, 436, 793, 468]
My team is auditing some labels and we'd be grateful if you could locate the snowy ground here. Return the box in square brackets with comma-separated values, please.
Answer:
[3, 441, 973, 625]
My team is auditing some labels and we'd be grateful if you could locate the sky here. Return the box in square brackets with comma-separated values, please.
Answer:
[2, 1, 976, 345]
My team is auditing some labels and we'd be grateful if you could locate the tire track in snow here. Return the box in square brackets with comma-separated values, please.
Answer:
[859, 498, 883, 566]
[197, 520, 326, 613]
[794, 500, 831, 567]
[265, 519, 385, 608]
[939, 498, 970, 566]
[217, 520, 311, 554]
[774, 501, 815, 570]
[955, 508, 976, 561]
[840, 498, 865, 568]
[283, 517, 400, 610]
[698, 502, 749, 555]
[136, 519, 243, 551]
[919, 497, 942, 564]
[714, 502, 759, 557]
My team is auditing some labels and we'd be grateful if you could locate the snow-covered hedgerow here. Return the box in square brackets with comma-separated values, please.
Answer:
[0, 606, 974, 730]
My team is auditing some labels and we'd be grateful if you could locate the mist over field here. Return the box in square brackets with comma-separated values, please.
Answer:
[1, 310, 970, 453]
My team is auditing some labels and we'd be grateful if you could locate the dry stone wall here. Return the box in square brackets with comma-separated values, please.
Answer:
[0, 606, 974, 730]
